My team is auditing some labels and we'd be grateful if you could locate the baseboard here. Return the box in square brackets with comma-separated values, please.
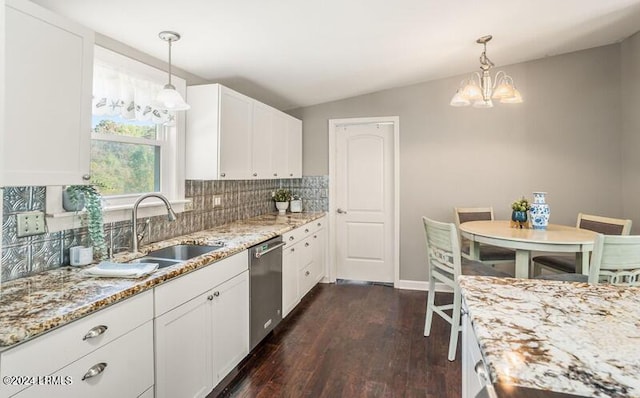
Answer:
[394, 279, 453, 293]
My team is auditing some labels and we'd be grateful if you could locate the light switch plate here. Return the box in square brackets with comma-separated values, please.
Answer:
[17, 211, 47, 237]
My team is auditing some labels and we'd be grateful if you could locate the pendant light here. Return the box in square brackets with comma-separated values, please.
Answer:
[450, 35, 522, 108]
[156, 31, 190, 111]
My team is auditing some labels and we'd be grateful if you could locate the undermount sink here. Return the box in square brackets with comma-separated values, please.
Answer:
[145, 244, 224, 261]
[129, 257, 184, 269]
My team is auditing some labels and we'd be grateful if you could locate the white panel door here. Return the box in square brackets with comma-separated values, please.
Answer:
[336, 123, 394, 283]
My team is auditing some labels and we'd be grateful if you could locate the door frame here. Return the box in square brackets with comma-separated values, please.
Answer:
[328, 116, 400, 285]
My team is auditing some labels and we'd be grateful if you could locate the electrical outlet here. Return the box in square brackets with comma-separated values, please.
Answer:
[213, 195, 222, 209]
[17, 211, 47, 237]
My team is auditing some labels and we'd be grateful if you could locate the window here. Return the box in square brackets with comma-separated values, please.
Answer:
[90, 46, 185, 209]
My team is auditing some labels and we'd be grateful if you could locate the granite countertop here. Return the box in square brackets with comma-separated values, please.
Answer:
[459, 276, 640, 398]
[0, 212, 325, 351]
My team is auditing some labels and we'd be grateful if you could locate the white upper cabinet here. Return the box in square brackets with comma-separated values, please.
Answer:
[287, 117, 302, 178]
[3, 0, 93, 186]
[186, 83, 302, 180]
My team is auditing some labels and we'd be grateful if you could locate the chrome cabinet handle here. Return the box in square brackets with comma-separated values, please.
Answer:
[273, 173, 278, 177]
[305, 242, 310, 247]
[289, 173, 293, 177]
[253, 172, 258, 177]
[313, 235, 317, 239]
[337, 208, 347, 214]
[290, 248, 295, 252]
[305, 271, 310, 276]
[213, 291, 220, 297]
[83, 325, 108, 341]
[220, 173, 226, 177]
[82, 174, 91, 181]
[207, 295, 214, 301]
[289, 236, 295, 241]
[82, 362, 107, 381]
[305, 228, 309, 233]
[317, 223, 321, 227]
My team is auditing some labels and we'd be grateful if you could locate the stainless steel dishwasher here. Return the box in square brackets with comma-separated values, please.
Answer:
[249, 236, 285, 350]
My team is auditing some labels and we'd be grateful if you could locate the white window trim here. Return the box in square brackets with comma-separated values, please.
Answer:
[46, 45, 186, 232]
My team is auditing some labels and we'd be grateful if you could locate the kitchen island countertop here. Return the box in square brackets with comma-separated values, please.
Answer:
[459, 276, 640, 398]
[0, 212, 325, 350]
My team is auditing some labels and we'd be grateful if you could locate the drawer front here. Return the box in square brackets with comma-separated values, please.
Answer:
[15, 321, 154, 398]
[298, 262, 315, 299]
[155, 250, 248, 316]
[283, 226, 306, 249]
[1, 290, 153, 398]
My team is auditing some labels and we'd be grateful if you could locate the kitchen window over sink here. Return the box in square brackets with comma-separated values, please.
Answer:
[45, 46, 186, 229]
[88, 46, 186, 210]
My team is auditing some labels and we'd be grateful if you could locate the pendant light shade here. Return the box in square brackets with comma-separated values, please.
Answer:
[450, 35, 522, 108]
[156, 31, 190, 111]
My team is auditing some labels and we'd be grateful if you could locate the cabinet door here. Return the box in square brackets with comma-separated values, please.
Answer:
[298, 236, 315, 298]
[312, 227, 326, 283]
[155, 291, 214, 398]
[251, 102, 274, 179]
[219, 86, 252, 179]
[286, 117, 302, 178]
[4, 0, 93, 186]
[282, 244, 300, 318]
[212, 270, 249, 384]
[271, 112, 289, 178]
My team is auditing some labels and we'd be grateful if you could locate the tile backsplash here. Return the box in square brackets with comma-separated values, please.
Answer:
[1, 176, 328, 282]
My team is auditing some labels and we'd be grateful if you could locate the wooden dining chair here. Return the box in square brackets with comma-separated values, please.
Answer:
[422, 216, 511, 361]
[532, 213, 632, 276]
[538, 234, 640, 286]
[454, 207, 516, 267]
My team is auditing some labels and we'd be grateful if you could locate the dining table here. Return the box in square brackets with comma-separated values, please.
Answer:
[458, 220, 598, 278]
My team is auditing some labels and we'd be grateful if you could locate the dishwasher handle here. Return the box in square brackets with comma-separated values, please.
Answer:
[254, 242, 285, 258]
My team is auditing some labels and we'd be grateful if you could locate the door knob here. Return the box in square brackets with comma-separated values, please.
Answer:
[337, 208, 347, 214]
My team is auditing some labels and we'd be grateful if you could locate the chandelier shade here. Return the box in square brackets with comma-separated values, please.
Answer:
[450, 35, 522, 108]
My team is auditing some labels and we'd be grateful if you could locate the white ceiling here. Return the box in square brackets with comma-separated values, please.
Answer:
[31, 0, 640, 110]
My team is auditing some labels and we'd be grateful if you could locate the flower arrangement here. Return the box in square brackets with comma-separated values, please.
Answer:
[511, 197, 531, 212]
[272, 188, 293, 203]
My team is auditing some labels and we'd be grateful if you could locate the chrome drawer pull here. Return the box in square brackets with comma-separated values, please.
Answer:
[289, 236, 295, 241]
[305, 271, 310, 276]
[82, 362, 107, 381]
[305, 228, 309, 233]
[207, 295, 214, 301]
[213, 291, 220, 297]
[305, 242, 310, 247]
[83, 325, 108, 340]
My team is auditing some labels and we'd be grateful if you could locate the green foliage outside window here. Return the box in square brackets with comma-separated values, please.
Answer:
[91, 119, 160, 196]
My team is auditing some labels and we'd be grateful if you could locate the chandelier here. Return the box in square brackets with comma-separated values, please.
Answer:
[450, 35, 522, 108]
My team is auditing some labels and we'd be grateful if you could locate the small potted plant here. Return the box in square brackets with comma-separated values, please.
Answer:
[64, 185, 107, 260]
[272, 188, 292, 214]
[511, 196, 531, 228]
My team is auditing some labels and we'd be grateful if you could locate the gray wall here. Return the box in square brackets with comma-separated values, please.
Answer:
[622, 32, 640, 233]
[289, 44, 624, 281]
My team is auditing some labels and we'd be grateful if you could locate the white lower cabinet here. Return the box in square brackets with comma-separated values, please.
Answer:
[154, 251, 249, 398]
[4, 291, 154, 398]
[462, 305, 490, 398]
[282, 217, 327, 317]
[155, 290, 214, 398]
[16, 322, 154, 398]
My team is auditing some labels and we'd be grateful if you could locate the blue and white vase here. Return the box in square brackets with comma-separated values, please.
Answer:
[529, 192, 550, 230]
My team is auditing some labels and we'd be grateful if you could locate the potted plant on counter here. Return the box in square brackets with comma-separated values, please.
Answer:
[272, 188, 292, 214]
[64, 184, 107, 260]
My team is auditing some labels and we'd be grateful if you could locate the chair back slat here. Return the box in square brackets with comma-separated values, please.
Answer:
[589, 234, 640, 286]
[577, 213, 632, 235]
[423, 217, 461, 279]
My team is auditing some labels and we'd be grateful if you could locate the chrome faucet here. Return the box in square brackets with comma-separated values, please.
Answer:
[131, 193, 177, 253]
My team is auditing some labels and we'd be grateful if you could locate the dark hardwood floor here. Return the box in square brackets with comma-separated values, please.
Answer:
[213, 283, 461, 398]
